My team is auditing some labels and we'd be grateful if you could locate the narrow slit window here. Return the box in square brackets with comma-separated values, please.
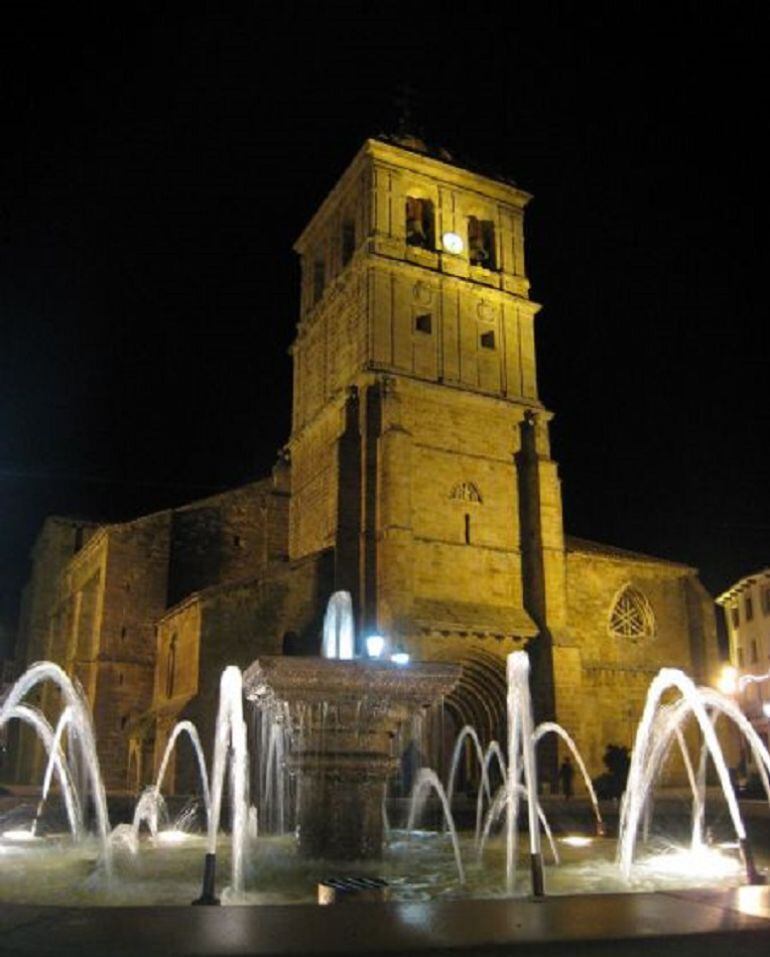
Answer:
[166, 634, 177, 699]
[464, 513, 471, 544]
[480, 330, 496, 350]
[341, 220, 355, 265]
[414, 313, 432, 334]
[313, 258, 325, 304]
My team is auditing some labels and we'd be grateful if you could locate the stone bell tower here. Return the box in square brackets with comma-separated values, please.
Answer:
[289, 135, 569, 752]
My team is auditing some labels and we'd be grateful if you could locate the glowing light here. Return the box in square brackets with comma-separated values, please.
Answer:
[391, 652, 410, 666]
[717, 665, 738, 696]
[366, 635, 386, 659]
[559, 835, 593, 848]
[1, 830, 38, 843]
[640, 845, 741, 879]
[763, 703, 770, 719]
[155, 829, 192, 845]
[442, 232, 464, 254]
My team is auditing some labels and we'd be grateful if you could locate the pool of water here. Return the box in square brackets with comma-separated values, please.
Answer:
[0, 827, 759, 908]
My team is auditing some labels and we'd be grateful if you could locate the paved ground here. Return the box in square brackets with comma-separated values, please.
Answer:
[1, 887, 770, 956]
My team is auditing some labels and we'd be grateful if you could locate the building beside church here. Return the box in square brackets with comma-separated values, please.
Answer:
[12, 135, 721, 791]
[716, 569, 770, 754]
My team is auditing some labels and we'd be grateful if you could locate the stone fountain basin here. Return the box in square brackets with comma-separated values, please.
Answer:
[1, 889, 770, 955]
[242, 656, 460, 860]
[243, 656, 460, 707]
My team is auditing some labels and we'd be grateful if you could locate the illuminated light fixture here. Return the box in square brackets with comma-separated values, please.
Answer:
[639, 845, 741, 879]
[391, 652, 410, 666]
[156, 830, 191, 845]
[717, 665, 738, 696]
[559, 835, 593, 848]
[366, 635, 386, 659]
[442, 231, 464, 255]
[763, 703, 770, 718]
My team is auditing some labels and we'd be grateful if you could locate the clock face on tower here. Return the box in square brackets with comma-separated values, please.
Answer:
[441, 231, 464, 255]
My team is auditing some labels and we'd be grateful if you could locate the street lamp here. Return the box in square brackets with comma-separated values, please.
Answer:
[717, 664, 738, 696]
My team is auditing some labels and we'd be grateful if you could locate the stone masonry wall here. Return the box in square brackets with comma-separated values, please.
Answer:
[562, 545, 717, 777]
[158, 552, 332, 793]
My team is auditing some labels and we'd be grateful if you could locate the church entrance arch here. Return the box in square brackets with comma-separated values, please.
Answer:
[441, 649, 508, 793]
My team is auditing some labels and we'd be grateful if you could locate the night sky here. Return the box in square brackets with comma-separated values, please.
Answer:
[1, 5, 768, 652]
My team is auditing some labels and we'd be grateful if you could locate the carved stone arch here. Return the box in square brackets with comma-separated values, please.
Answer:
[450, 481, 482, 504]
[608, 583, 655, 642]
[446, 650, 507, 749]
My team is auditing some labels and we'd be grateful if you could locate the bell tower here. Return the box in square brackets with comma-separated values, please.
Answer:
[289, 135, 568, 751]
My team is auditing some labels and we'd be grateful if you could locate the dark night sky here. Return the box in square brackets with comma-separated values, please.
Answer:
[1, 5, 768, 652]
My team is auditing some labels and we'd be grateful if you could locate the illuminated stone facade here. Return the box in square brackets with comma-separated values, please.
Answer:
[717, 569, 770, 749]
[12, 137, 721, 790]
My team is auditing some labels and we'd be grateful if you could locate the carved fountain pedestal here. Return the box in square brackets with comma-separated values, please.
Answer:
[243, 657, 460, 860]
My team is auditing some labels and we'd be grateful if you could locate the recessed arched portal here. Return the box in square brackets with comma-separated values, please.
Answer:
[431, 648, 510, 793]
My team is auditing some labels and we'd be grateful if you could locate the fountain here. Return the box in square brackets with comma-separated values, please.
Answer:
[0, 602, 769, 952]
[243, 652, 460, 859]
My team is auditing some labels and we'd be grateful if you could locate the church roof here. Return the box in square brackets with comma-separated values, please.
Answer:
[565, 535, 694, 571]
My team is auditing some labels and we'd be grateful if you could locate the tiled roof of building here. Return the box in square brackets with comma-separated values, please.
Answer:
[716, 567, 770, 604]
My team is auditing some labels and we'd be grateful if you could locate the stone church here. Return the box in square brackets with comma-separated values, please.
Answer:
[13, 135, 720, 791]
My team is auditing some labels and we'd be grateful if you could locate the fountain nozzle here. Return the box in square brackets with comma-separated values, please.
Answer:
[738, 837, 766, 886]
[529, 852, 545, 898]
[192, 852, 221, 905]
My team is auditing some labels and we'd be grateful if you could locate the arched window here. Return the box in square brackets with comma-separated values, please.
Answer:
[608, 586, 655, 642]
[405, 197, 434, 250]
[467, 216, 496, 268]
[166, 634, 177, 699]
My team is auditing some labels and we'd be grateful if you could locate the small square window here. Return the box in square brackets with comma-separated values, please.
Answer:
[480, 331, 496, 350]
[415, 313, 432, 334]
